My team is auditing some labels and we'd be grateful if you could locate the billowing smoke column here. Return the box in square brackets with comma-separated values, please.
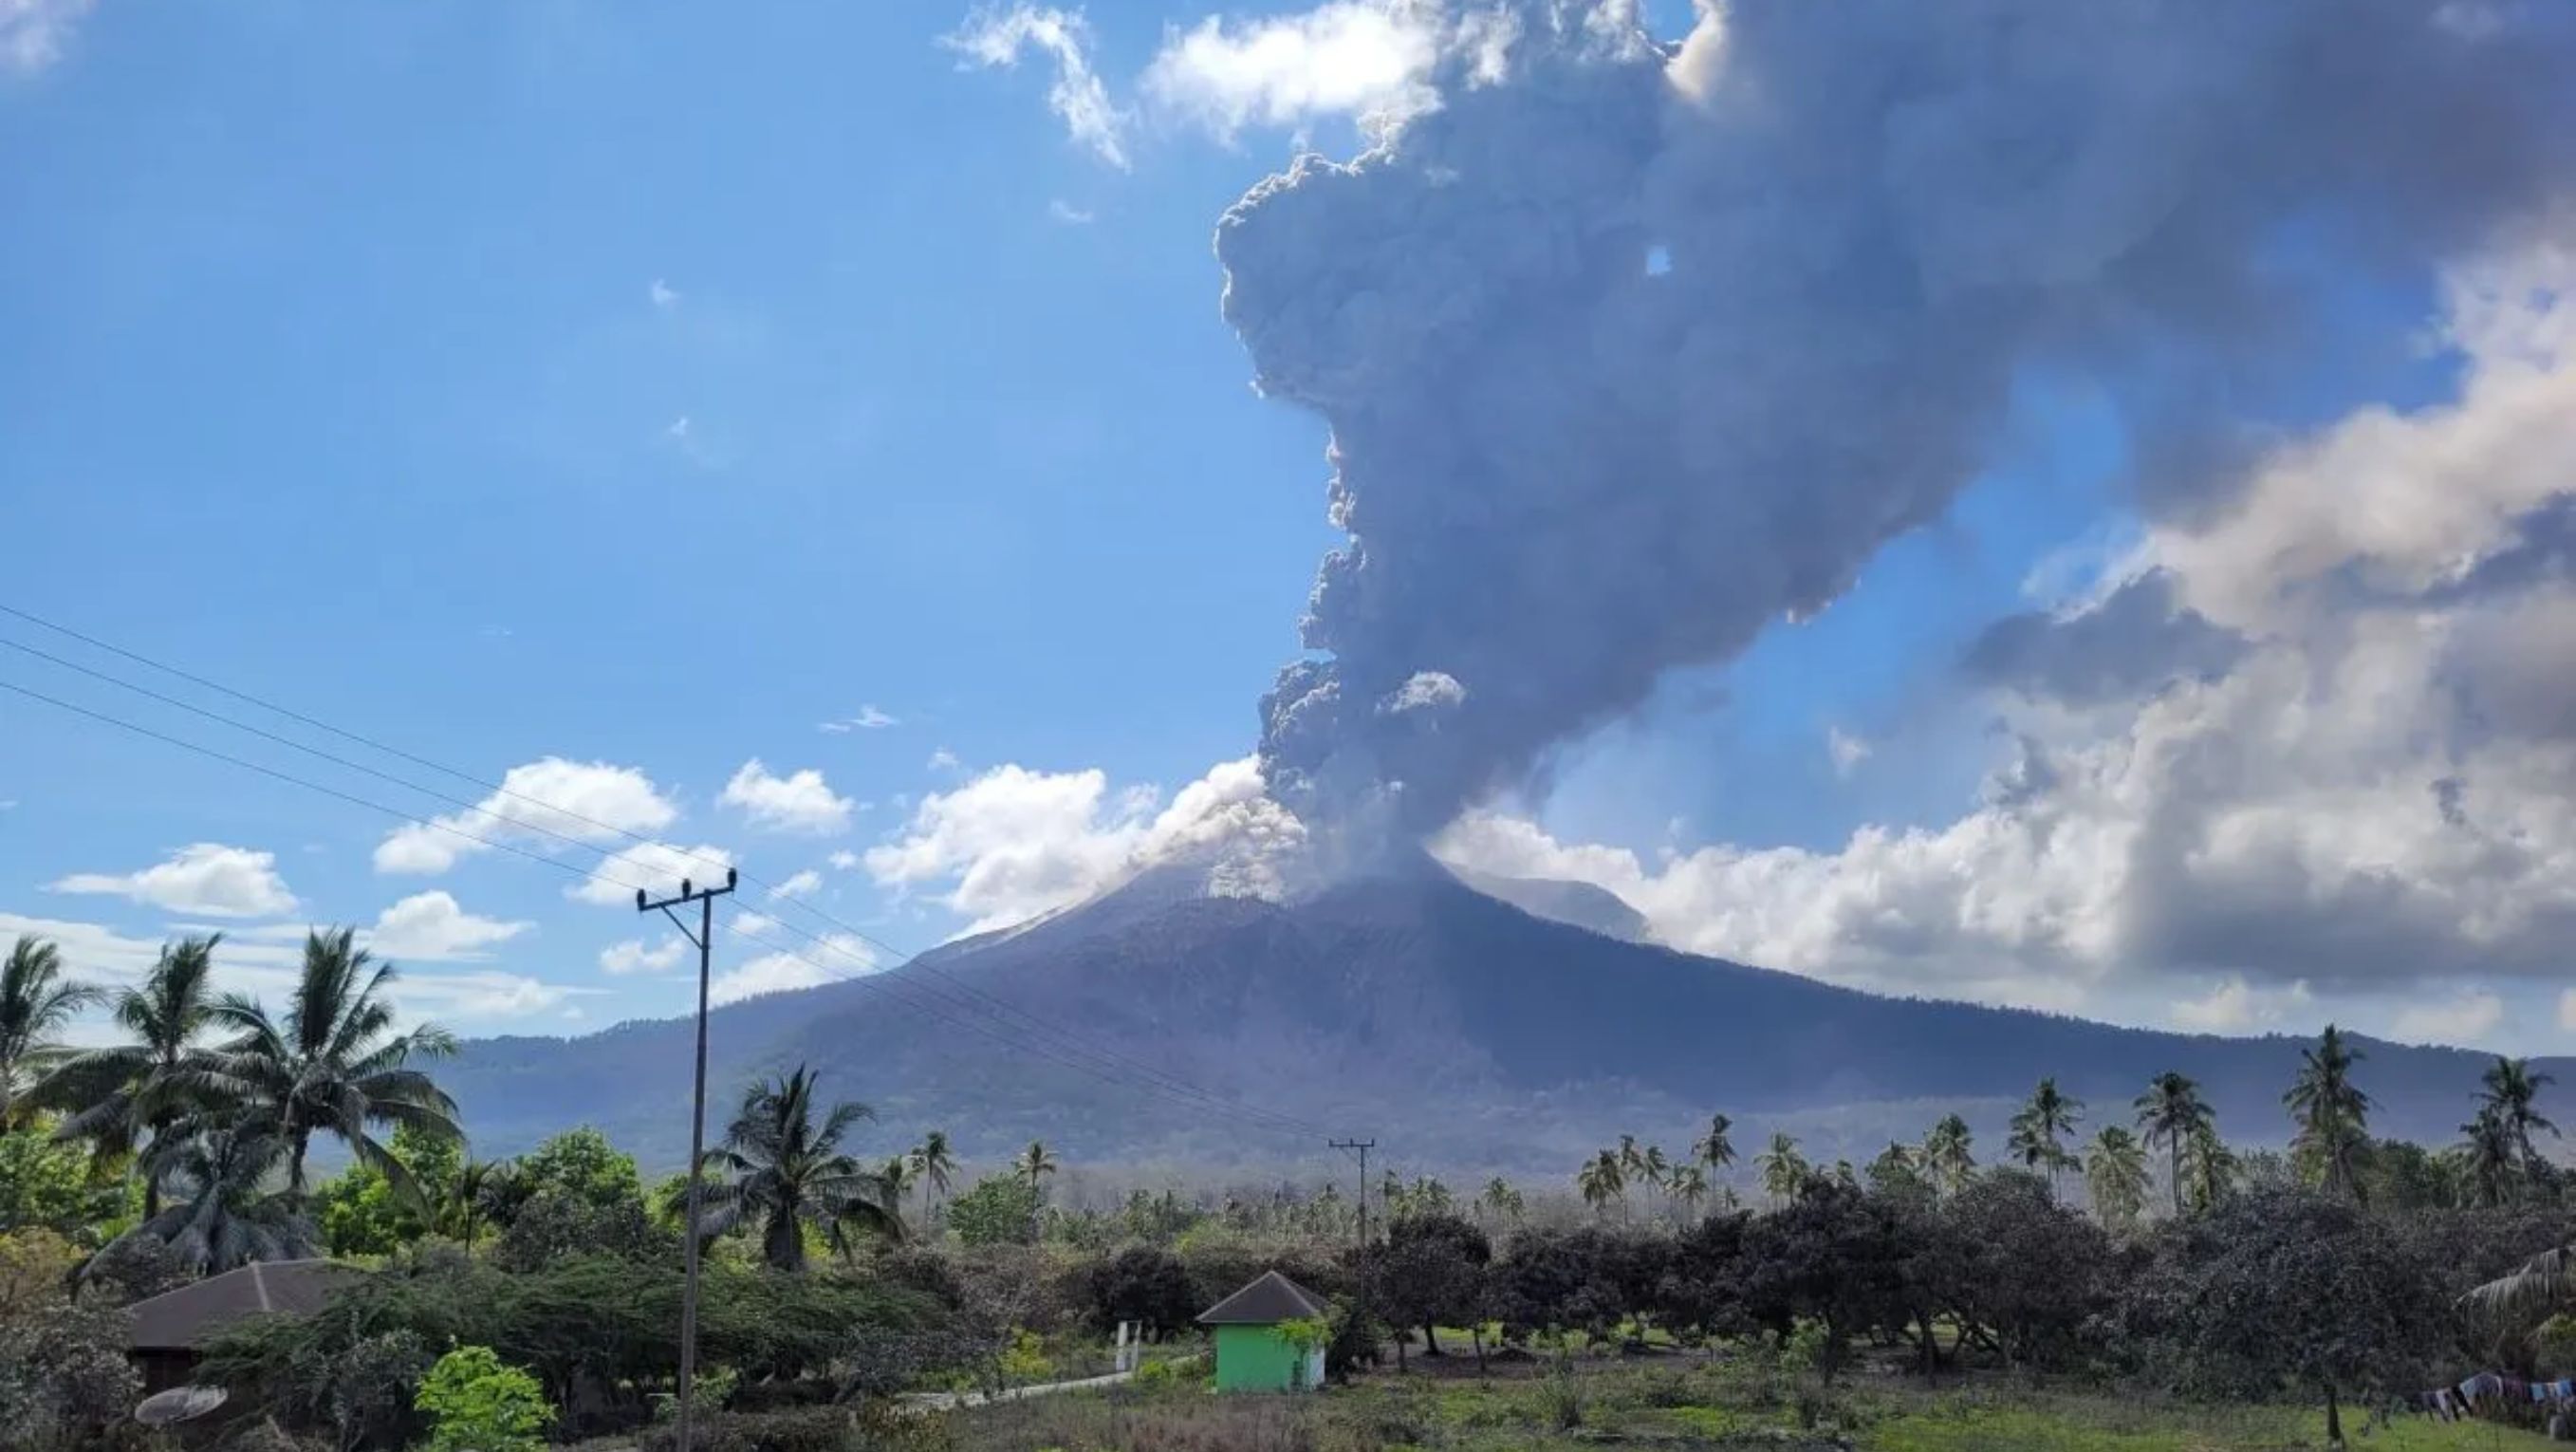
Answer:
[1219, 0, 2576, 844]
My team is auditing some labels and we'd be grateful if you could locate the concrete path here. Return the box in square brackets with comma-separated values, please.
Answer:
[900, 1368, 1137, 1411]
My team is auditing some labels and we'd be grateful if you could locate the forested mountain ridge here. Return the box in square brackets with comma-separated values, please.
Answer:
[444, 865, 2561, 1172]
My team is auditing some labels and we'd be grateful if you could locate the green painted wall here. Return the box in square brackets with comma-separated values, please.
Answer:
[1213, 1324, 1317, 1392]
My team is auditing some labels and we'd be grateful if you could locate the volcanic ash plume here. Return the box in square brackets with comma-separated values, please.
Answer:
[1218, 0, 2576, 843]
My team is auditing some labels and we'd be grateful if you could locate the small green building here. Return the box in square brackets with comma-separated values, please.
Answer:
[1197, 1270, 1330, 1393]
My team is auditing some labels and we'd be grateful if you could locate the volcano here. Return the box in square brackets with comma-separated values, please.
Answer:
[444, 861, 2559, 1176]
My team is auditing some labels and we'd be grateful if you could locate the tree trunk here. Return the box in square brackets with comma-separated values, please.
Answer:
[1395, 1329, 1408, 1371]
[2325, 1382, 2344, 1451]
[1472, 1324, 1488, 1377]
[289, 1128, 310, 1197]
[2170, 1138, 2182, 1219]
[1423, 1322, 1442, 1356]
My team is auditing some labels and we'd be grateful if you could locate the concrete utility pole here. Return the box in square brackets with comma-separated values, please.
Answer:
[637, 867, 738, 1452]
[1330, 1138, 1376, 1246]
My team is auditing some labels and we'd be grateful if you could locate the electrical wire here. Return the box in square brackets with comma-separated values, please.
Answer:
[0, 605, 1342, 1139]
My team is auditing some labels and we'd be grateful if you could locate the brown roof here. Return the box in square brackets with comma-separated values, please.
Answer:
[127, 1260, 358, 1351]
[1197, 1270, 1329, 1325]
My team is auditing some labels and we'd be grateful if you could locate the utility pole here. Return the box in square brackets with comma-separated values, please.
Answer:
[637, 867, 737, 1452]
[1330, 1138, 1376, 1247]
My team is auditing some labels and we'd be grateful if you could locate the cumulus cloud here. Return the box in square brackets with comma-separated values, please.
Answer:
[1436, 243, 2576, 1015]
[1, 0, 92, 75]
[767, 868, 824, 902]
[712, 932, 879, 1007]
[366, 891, 531, 961]
[49, 844, 297, 919]
[2391, 991, 2507, 1048]
[865, 756, 1307, 933]
[826, 849, 860, 871]
[719, 759, 856, 835]
[375, 758, 677, 874]
[946, 6, 1130, 168]
[649, 278, 680, 309]
[600, 938, 685, 976]
[568, 841, 735, 906]
[1142, 0, 1448, 140]
[2170, 976, 2314, 1035]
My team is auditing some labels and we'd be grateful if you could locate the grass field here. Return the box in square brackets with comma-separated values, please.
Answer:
[947, 1355, 2560, 1451]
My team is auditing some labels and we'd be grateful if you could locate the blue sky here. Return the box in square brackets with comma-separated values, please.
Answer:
[6, 0, 2572, 1057]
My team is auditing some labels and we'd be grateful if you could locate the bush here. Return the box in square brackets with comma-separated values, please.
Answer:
[415, 1346, 549, 1452]
[947, 1175, 1044, 1248]
[635, 1405, 853, 1452]
[0, 1295, 144, 1452]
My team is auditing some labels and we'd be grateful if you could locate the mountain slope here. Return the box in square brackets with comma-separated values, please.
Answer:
[443, 866, 2557, 1174]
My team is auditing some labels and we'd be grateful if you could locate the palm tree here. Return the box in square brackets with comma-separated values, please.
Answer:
[440, 1158, 508, 1249]
[2135, 1071, 2214, 1219]
[2009, 1077, 2085, 1199]
[44, 934, 225, 1216]
[2085, 1126, 2149, 1230]
[1693, 1112, 1736, 1177]
[2184, 1122, 2237, 1212]
[206, 928, 460, 1197]
[880, 1153, 915, 1227]
[1014, 1140, 1059, 1192]
[1576, 1150, 1622, 1219]
[1, 935, 101, 1127]
[1670, 1163, 1710, 1218]
[909, 1128, 956, 1227]
[699, 1064, 900, 1271]
[101, 1121, 319, 1275]
[1479, 1176, 1523, 1224]
[1640, 1144, 1673, 1217]
[1756, 1132, 1807, 1204]
[1615, 1134, 1645, 1219]
[1920, 1114, 1976, 1199]
[2286, 1024, 2372, 1202]
[1864, 1140, 1925, 1199]
[2479, 1056, 2558, 1179]
[2459, 1107, 2518, 1209]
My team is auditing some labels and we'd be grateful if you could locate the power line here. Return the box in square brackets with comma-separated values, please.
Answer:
[0, 673, 1330, 1145]
[0, 605, 1338, 1140]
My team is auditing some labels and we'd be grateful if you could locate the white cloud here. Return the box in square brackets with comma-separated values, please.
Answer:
[1381, 670, 1466, 715]
[600, 938, 685, 977]
[768, 869, 823, 902]
[818, 705, 899, 734]
[1048, 199, 1096, 225]
[649, 278, 680, 309]
[719, 759, 855, 835]
[827, 850, 861, 871]
[2391, 991, 2507, 1048]
[927, 748, 962, 772]
[1142, 0, 1448, 140]
[1825, 727, 1871, 779]
[49, 844, 297, 919]
[732, 911, 779, 938]
[0, 910, 572, 1027]
[2170, 976, 2313, 1034]
[711, 932, 879, 1006]
[569, 841, 736, 906]
[866, 756, 1306, 933]
[1, 0, 92, 75]
[375, 757, 677, 875]
[1433, 242, 2576, 1015]
[946, 6, 1130, 169]
[366, 891, 531, 961]
[394, 970, 589, 1021]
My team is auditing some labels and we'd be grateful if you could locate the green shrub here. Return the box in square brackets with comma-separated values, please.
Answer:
[413, 1346, 549, 1452]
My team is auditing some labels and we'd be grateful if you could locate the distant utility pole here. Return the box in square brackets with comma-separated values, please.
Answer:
[1330, 1138, 1376, 1247]
[637, 867, 737, 1452]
